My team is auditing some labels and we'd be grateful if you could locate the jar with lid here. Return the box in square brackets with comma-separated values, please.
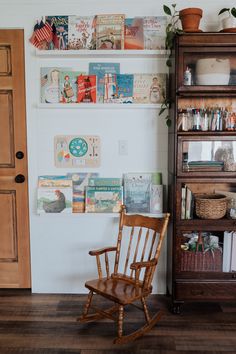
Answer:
[228, 198, 236, 219]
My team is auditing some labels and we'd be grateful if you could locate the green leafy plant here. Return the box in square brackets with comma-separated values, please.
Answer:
[218, 7, 236, 18]
[159, 97, 171, 127]
[163, 4, 183, 51]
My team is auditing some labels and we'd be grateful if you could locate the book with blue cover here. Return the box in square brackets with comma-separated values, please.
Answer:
[115, 74, 134, 103]
[123, 173, 152, 213]
[89, 62, 120, 103]
[46, 16, 69, 50]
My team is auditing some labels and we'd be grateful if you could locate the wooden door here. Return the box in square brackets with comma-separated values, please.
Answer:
[0, 29, 31, 288]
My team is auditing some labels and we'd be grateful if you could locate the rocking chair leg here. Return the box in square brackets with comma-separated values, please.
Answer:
[82, 290, 93, 318]
[141, 297, 150, 323]
[117, 305, 124, 338]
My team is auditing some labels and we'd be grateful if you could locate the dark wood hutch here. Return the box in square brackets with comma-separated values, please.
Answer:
[168, 33, 236, 313]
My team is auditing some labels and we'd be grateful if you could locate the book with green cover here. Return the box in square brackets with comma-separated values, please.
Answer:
[85, 186, 123, 213]
[88, 177, 122, 187]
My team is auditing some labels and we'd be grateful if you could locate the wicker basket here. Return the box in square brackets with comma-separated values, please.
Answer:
[180, 249, 222, 272]
[195, 193, 228, 219]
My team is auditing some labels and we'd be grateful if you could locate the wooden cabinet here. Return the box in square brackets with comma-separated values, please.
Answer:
[168, 33, 236, 313]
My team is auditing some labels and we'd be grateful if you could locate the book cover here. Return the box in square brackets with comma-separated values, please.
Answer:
[68, 16, 96, 50]
[37, 186, 73, 214]
[67, 172, 99, 213]
[59, 71, 85, 103]
[124, 17, 144, 50]
[88, 62, 120, 103]
[143, 16, 167, 50]
[133, 73, 166, 104]
[38, 175, 72, 188]
[223, 231, 233, 272]
[123, 173, 152, 213]
[40, 67, 71, 103]
[185, 187, 192, 220]
[46, 16, 69, 50]
[85, 186, 123, 213]
[115, 74, 134, 103]
[88, 177, 122, 187]
[150, 185, 163, 214]
[104, 73, 117, 103]
[77, 75, 97, 103]
[181, 185, 186, 220]
[96, 14, 125, 50]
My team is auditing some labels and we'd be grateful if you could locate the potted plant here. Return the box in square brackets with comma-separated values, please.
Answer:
[218, 8, 236, 31]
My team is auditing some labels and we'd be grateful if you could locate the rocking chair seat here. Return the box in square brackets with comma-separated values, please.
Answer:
[85, 275, 151, 305]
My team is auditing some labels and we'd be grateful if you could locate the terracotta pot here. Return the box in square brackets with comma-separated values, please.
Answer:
[179, 7, 203, 32]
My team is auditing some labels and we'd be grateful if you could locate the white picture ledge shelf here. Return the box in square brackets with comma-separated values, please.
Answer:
[37, 103, 162, 109]
[35, 49, 170, 58]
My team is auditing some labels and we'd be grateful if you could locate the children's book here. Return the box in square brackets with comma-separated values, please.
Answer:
[88, 62, 120, 103]
[133, 74, 166, 104]
[68, 16, 96, 50]
[124, 17, 144, 50]
[38, 175, 72, 188]
[85, 186, 123, 213]
[143, 16, 167, 50]
[123, 173, 152, 213]
[59, 71, 85, 103]
[103, 73, 118, 103]
[37, 176, 73, 214]
[88, 177, 122, 187]
[67, 172, 99, 212]
[115, 74, 134, 103]
[46, 16, 69, 50]
[77, 75, 97, 103]
[40, 67, 71, 103]
[96, 14, 125, 50]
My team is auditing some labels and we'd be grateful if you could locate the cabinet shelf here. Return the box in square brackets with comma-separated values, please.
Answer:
[35, 49, 170, 58]
[37, 103, 162, 109]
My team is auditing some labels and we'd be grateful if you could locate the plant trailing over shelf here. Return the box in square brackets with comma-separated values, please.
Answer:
[218, 7, 236, 30]
[163, 4, 182, 55]
[159, 97, 171, 127]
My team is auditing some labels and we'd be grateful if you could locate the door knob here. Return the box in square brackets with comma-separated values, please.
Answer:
[15, 174, 25, 183]
[16, 151, 24, 159]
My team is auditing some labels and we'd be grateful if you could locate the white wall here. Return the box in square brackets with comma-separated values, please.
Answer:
[0, 0, 233, 293]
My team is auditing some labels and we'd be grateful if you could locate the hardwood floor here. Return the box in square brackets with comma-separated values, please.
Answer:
[0, 290, 235, 353]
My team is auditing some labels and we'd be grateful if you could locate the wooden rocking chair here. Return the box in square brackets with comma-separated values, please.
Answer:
[78, 205, 170, 344]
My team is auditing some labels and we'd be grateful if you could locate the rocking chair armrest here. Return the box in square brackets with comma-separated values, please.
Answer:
[130, 259, 157, 270]
[89, 246, 117, 256]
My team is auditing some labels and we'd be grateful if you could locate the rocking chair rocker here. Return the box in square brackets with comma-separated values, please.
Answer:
[78, 205, 170, 344]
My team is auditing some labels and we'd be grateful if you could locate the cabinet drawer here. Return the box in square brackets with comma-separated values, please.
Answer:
[175, 281, 236, 301]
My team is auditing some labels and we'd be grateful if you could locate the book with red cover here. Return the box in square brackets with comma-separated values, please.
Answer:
[124, 18, 144, 50]
[77, 75, 96, 103]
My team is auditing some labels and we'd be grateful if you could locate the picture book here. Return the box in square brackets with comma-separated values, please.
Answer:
[133, 74, 166, 104]
[103, 73, 117, 103]
[85, 186, 123, 213]
[143, 16, 167, 50]
[37, 187, 73, 214]
[150, 185, 163, 214]
[37, 176, 73, 214]
[88, 62, 120, 103]
[40, 67, 71, 103]
[115, 74, 134, 103]
[38, 175, 72, 188]
[124, 17, 144, 50]
[59, 71, 85, 103]
[88, 177, 122, 187]
[67, 172, 99, 212]
[46, 16, 69, 50]
[77, 75, 97, 103]
[54, 135, 101, 168]
[68, 16, 96, 50]
[95, 14, 125, 50]
[123, 173, 152, 213]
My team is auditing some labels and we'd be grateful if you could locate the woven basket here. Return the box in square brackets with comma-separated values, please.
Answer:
[195, 193, 227, 219]
[180, 249, 222, 272]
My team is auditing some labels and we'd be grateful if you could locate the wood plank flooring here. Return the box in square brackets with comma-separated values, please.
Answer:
[0, 290, 235, 353]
